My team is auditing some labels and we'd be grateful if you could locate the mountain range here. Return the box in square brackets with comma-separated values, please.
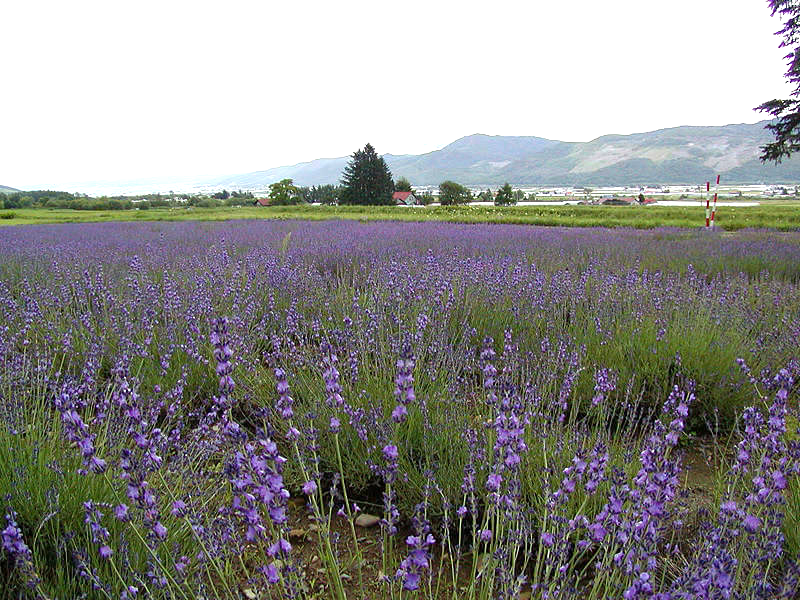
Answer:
[210, 120, 800, 188]
[0, 185, 19, 193]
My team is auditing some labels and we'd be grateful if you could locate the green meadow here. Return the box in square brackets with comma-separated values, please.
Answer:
[2, 203, 800, 230]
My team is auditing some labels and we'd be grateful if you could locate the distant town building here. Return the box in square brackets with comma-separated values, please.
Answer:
[392, 191, 418, 205]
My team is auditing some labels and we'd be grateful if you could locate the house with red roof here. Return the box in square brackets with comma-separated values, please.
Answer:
[392, 191, 418, 205]
[253, 197, 271, 207]
[601, 196, 656, 206]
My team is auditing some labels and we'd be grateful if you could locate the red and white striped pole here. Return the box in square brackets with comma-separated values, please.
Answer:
[705, 181, 711, 228]
[710, 175, 720, 229]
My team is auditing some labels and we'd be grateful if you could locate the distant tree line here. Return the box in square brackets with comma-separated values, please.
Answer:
[437, 181, 532, 206]
[299, 185, 342, 205]
[0, 190, 261, 210]
[211, 189, 254, 201]
[0, 182, 541, 210]
[0, 159, 539, 211]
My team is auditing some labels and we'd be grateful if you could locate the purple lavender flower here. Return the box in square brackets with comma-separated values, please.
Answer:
[592, 367, 618, 406]
[170, 500, 187, 517]
[396, 533, 434, 591]
[274, 367, 294, 419]
[383, 444, 398, 461]
[321, 349, 344, 408]
[152, 521, 167, 540]
[114, 504, 130, 522]
[329, 416, 340, 433]
[2, 513, 31, 557]
[391, 344, 416, 423]
[742, 514, 761, 534]
[1, 512, 41, 590]
[486, 473, 502, 492]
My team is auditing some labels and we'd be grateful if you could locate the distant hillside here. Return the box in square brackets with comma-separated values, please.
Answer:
[503, 122, 800, 186]
[0, 184, 20, 193]
[212, 157, 352, 188]
[213, 121, 800, 187]
[212, 135, 562, 188]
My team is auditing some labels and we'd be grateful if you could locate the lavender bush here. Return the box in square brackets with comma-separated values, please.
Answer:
[0, 220, 799, 599]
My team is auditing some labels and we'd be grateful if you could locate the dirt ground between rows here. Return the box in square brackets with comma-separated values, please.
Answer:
[258, 437, 724, 600]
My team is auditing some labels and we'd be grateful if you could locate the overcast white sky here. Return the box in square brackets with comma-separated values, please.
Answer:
[0, 0, 795, 188]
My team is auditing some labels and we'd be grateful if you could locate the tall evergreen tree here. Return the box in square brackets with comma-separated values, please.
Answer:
[340, 143, 394, 205]
[758, 1, 800, 162]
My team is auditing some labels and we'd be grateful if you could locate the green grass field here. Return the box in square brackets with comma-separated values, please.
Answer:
[2, 202, 800, 230]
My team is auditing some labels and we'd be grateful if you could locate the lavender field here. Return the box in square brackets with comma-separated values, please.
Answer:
[1, 220, 799, 599]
